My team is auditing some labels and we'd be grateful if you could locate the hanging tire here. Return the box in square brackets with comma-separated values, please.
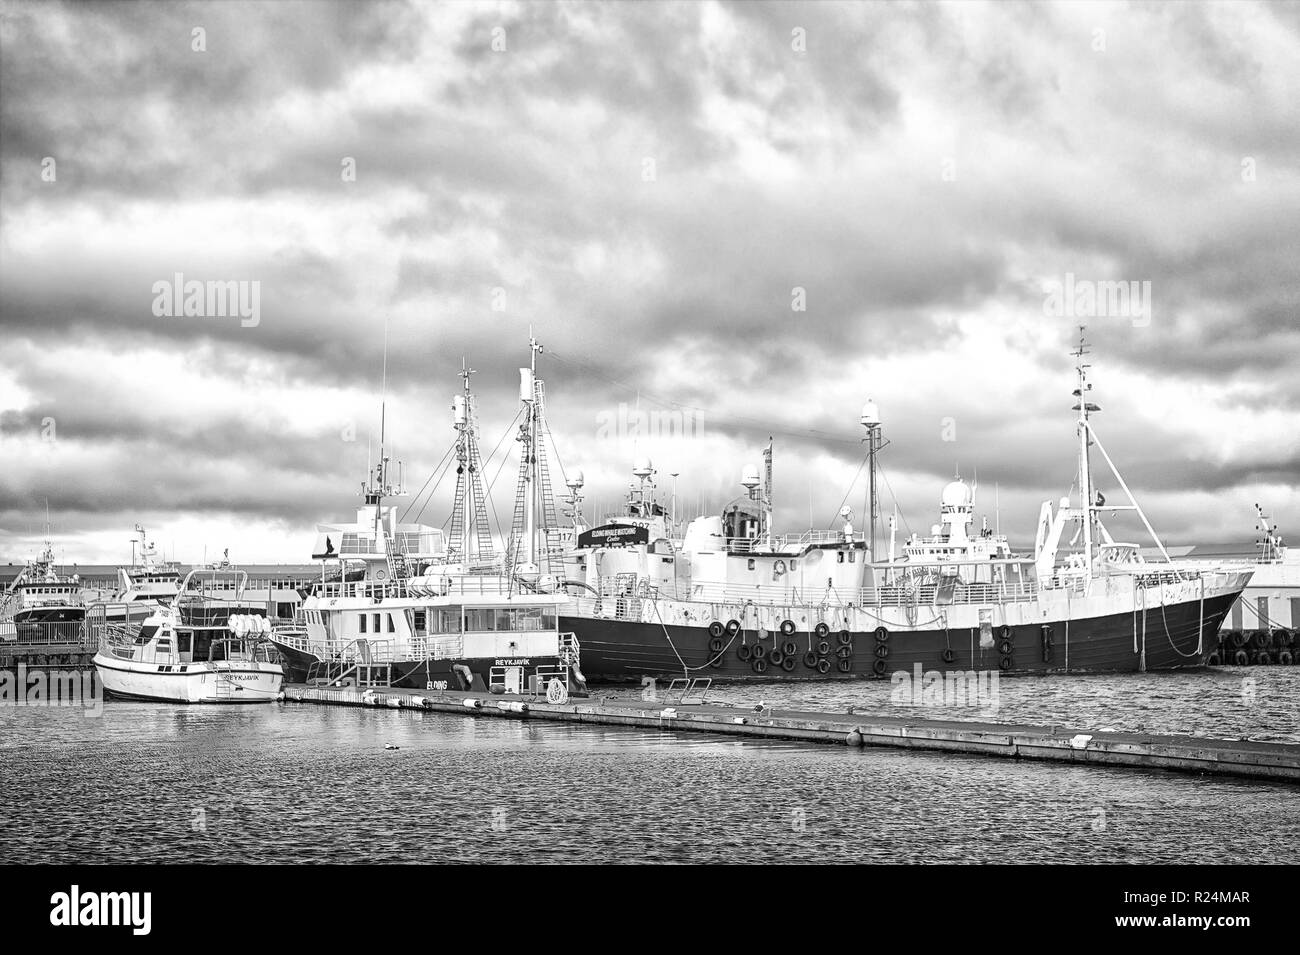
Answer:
[1255, 650, 1272, 666]
[737, 643, 753, 662]
[1252, 629, 1270, 649]
[782, 639, 798, 657]
[1232, 649, 1249, 666]
[781, 656, 796, 672]
[872, 658, 887, 677]
[751, 643, 767, 660]
[768, 649, 785, 667]
[814, 622, 830, 638]
[874, 627, 888, 643]
[752, 657, 768, 674]
[836, 645, 853, 660]
[837, 630, 852, 647]
[999, 656, 1013, 671]
[1279, 649, 1294, 666]
[837, 659, 851, 673]
[802, 651, 818, 668]
[998, 638, 1014, 656]
[708, 637, 725, 653]
[941, 647, 956, 664]
[817, 658, 831, 674]
[779, 619, 796, 636]
[707, 621, 725, 639]
[1270, 629, 1290, 649]
[816, 639, 831, 656]
[873, 643, 888, 659]
[725, 619, 742, 637]
[998, 625, 1012, 641]
[1231, 630, 1249, 648]
[1206, 650, 1222, 666]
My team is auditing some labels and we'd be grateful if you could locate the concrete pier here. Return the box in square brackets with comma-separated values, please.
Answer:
[283, 684, 1300, 783]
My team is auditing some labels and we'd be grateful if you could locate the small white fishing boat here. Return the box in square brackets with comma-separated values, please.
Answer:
[93, 569, 283, 703]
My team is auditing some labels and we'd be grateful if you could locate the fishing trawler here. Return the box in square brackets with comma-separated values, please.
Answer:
[270, 343, 587, 696]
[558, 333, 1254, 681]
[1, 540, 87, 644]
[100, 525, 183, 620]
[92, 569, 284, 703]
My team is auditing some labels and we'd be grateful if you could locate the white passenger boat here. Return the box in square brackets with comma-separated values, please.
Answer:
[92, 569, 283, 703]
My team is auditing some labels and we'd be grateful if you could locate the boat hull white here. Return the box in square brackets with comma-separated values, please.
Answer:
[93, 653, 284, 703]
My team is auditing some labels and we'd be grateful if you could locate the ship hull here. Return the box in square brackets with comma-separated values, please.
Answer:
[94, 654, 284, 703]
[560, 590, 1241, 683]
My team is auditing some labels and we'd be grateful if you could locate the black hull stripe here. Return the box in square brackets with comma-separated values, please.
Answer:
[94, 660, 277, 678]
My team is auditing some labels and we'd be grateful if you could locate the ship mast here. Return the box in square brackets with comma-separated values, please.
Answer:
[509, 331, 561, 575]
[448, 358, 495, 563]
[860, 400, 883, 558]
[1073, 328, 1096, 577]
[360, 320, 404, 557]
[763, 439, 774, 551]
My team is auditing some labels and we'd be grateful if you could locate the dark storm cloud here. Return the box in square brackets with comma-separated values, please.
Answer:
[1, 0, 1297, 558]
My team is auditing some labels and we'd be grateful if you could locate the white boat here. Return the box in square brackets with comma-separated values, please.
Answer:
[271, 343, 588, 696]
[92, 569, 283, 703]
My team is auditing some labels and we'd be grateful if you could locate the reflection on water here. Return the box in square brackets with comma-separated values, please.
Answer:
[2, 668, 1298, 864]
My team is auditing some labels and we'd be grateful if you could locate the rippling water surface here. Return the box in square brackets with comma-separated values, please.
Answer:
[2, 668, 1298, 864]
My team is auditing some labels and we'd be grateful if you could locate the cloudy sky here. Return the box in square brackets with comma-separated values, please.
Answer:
[1, 0, 1297, 566]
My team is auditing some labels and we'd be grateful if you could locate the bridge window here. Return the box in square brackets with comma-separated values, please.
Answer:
[359, 613, 367, 633]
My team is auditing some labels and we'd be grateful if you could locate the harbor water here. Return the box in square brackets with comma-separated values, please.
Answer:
[2, 669, 1299, 864]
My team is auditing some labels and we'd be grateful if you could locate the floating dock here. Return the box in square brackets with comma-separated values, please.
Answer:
[283, 684, 1300, 783]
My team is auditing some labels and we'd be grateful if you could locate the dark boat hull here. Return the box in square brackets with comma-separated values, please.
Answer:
[560, 591, 1239, 683]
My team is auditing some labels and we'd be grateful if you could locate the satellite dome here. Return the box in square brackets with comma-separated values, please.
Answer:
[860, 400, 880, 427]
[941, 480, 972, 508]
[632, 457, 653, 478]
[740, 464, 761, 489]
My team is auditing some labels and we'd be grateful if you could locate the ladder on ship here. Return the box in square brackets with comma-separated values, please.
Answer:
[213, 665, 236, 700]
[384, 538, 411, 581]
